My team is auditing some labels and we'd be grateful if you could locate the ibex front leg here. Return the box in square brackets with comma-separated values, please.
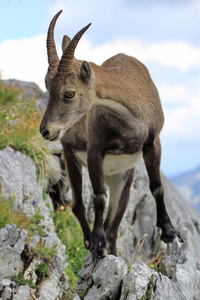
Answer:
[87, 144, 107, 263]
[62, 142, 92, 250]
[143, 137, 184, 243]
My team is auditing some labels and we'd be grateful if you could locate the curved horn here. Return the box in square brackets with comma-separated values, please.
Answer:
[47, 10, 62, 71]
[58, 23, 91, 73]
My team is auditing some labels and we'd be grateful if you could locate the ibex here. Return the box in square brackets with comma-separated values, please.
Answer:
[40, 10, 183, 261]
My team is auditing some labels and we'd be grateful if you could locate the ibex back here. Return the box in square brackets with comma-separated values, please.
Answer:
[40, 10, 183, 262]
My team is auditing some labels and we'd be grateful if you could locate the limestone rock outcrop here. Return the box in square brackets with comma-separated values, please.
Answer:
[74, 238, 200, 300]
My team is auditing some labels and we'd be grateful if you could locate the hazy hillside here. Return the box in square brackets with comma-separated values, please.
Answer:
[171, 166, 200, 214]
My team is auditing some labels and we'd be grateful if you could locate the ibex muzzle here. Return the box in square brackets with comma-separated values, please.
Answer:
[40, 11, 183, 263]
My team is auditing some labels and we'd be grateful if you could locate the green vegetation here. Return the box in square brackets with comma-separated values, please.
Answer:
[53, 207, 88, 290]
[30, 241, 57, 263]
[0, 190, 33, 231]
[0, 189, 47, 239]
[139, 275, 157, 300]
[11, 271, 36, 290]
[0, 80, 51, 180]
[35, 262, 49, 279]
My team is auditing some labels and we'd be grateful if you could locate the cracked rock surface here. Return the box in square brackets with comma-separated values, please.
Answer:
[74, 238, 200, 300]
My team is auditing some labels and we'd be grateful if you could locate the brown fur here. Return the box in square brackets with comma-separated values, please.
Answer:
[40, 11, 183, 262]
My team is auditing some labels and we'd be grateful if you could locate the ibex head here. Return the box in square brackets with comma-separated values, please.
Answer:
[40, 11, 93, 141]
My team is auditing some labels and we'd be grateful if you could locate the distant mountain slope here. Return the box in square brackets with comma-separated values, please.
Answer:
[170, 166, 200, 214]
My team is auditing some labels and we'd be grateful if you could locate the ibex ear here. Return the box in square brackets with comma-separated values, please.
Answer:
[80, 61, 91, 83]
[62, 35, 71, 53]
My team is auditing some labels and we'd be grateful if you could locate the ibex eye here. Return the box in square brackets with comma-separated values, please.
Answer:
[64, 91, 75, 99]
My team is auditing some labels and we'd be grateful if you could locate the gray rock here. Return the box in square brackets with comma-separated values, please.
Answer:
[75, 253, 127, 300]
[0, 147, 46, 212]
[12, 285, 30, 300]
[120, 259, 153, 300]
[73, 294, 81, 300]
[13, 229, 28, 254]
[3, 79, 48, 113]
[0, 225, 25, 280]
[5, 224, 20, 247]
[0, 227, 8, 248]
[1, 278, 11, 287]
[0, 248, 21, 280]
[73, 237, 200, 300]
[38, 262, 68, 300]
[120, 238, 200, 300]
[1, 286, 12, 300]
[0, 147, 55, 233]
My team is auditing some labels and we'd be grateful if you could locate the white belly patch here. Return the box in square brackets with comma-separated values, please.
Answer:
[75, 151, 143, 175]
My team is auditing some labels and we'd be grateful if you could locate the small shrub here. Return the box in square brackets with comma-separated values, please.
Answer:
[35, 262, 48, 278]
[30, 241, 57, 263]
[11, 271, 36, 290]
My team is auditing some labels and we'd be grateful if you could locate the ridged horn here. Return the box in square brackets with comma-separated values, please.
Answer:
[47, 10, 62, 71]
[58, 23, 91, 73]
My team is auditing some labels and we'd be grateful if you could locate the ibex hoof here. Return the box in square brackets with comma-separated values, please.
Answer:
[91, 234, 108, 264]
[160, 228, 184, 244]
[91, 247, 107, 265]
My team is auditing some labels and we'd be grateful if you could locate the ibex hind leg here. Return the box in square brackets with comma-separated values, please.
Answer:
[104, 169, 135, 256]
[143, 136, 184, 243]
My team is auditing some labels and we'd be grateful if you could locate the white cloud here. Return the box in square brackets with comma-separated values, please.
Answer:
[76, 39, 200, 71]
[147, 42, 200, 71]
[158, 84, 188, 106]
[162, 91, 200, 141]
[0, 35, 48, 91]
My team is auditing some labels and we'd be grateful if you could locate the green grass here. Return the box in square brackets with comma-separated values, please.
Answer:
[0, 80, 51, 180]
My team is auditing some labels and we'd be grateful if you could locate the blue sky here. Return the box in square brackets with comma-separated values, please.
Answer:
[0, 0, 200, 177]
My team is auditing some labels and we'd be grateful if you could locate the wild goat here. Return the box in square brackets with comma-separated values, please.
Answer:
[40, 10, 183, 261]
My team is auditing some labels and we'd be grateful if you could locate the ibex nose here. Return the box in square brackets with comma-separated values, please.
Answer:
[40, 119, 49, 139]
[41, 129, 50, 139]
